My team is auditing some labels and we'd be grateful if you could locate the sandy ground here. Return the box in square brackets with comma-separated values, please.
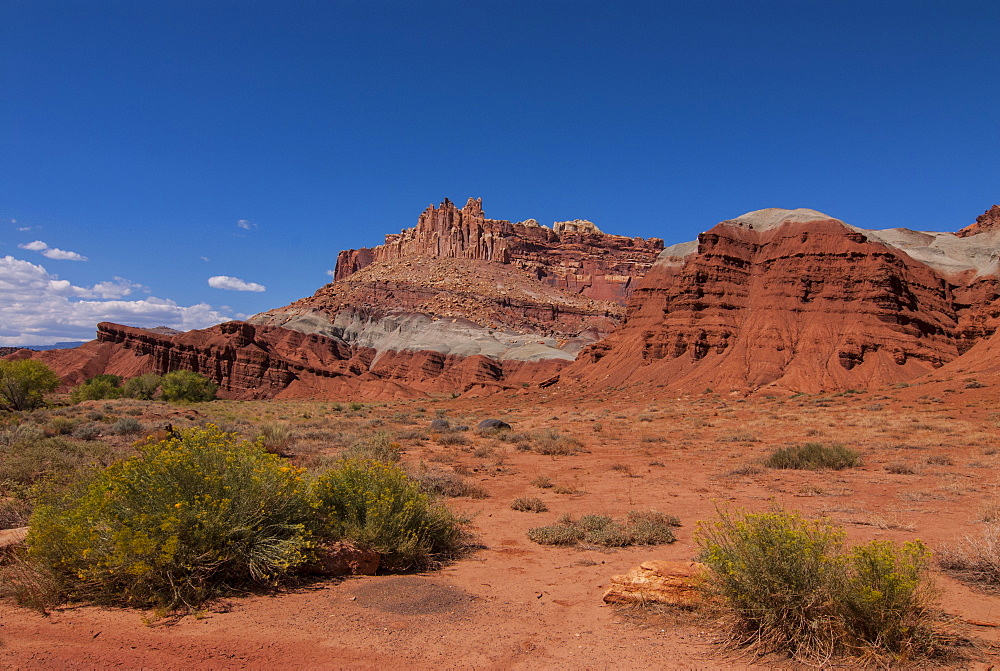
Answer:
[4, 387, 1000, 668]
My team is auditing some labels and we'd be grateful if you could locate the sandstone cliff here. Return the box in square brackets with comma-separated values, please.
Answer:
[13, 322, 565, 400]
[334, 197, 664, 305]
[561, 207, 1000, 395]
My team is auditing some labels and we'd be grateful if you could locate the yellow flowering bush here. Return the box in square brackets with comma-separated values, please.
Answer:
[27, 425, 315, 609]
[312, 458, 467, 571]
[696, 508, 937, 663]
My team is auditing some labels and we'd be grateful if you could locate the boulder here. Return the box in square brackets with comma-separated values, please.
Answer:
[602, 560, 706, 606]
[429, 418, 451, 431]
[477, 418, 511, 431]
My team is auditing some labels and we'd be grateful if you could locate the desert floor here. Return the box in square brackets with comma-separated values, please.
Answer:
[3, 383, 1000, 668]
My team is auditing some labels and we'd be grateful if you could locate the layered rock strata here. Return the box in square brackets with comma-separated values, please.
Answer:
[563, 206, 1000, 395]
[12, 322, 564, 400]
[334, 197, 664, 305]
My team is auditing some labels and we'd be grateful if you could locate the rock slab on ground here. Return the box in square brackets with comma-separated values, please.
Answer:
[602, 560, 707, 607]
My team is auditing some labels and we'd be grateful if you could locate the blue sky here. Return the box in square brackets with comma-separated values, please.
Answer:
[2, 0, 998, 344]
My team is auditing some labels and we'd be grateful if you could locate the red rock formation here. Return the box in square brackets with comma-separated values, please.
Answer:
[562, 209, 984, 394]
[335, 197, 664, 305]
[956, 204, 1000, 237]
[13, 322, 566, 400]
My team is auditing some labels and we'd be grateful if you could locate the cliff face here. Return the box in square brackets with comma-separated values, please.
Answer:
[20, 322, 566, 400]
[334, 197, 664, 305]
[956, 204, 1000, 238]
[16, 200, 1000, 401]
[562, 208, 1000, 395]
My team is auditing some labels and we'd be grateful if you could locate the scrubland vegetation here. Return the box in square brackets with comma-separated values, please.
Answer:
[1, 366, 999, 665]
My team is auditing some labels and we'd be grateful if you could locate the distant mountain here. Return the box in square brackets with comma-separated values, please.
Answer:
[1, 341, 88, 353]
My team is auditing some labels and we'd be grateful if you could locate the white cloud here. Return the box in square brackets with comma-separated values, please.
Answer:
[208, 275, 266, 292]
[42, 247, 88, 261]
[18, 240, 88, 261]
[0, 255, 232, 345]
[236, 219, 257, 230]
[325, 269, 337, 279]
[200, 256, 210, 262]
[16, 227, 31, 232]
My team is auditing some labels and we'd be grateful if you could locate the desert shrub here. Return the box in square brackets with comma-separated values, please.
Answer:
[528, 510, 677, 548]
[534, 430, 584, 456]
[410, 467, 488, 499]
[437, 433, 469, 446]
[69, 375, 122, 403]
[0, 359, 60, 411]
[312, 458, 468, 571]
[258, 422, 295, 456]
[696, 508, 937, 663]
[72, 424, 102, 441]
[0, 435, 113, 495]
[510, 496, 548, 513]
[121, 374, 162, 400]
[627, 510, 681, 544]
[840, 540, 936, 657]
[48, 417, 79, 435]
[111, 416, 143, 436]
[343, 431, 401, 463]
[25, 425, 315, 609]
[159, 370, 217, 403]
[530, 475, 553, 489]
[938, 525, 1000, 587]
[526, 521, 584, 546]
[885, 461, 918, 475]
[764, 442, 861, 470]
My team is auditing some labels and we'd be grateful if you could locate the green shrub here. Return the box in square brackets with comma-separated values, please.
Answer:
[26, 426, 315, 609]
[0, 359, 60, 411]
[69, 375, 122, 403]
[121, 374, 162, 400]
[111, 417, 143, 436]
[696, 508, 937, 663]
[160, 370, 217, 403]
[764, 442, 861, 470]
[528, 510, 677, 547]
[312, 458, 467, 571]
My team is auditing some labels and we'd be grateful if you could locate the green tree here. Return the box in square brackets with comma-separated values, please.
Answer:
[69, 375, 122, 403]
[160, 370, 217, 403]
[121, 373, 162, 400]
[0, 359, 61, 410]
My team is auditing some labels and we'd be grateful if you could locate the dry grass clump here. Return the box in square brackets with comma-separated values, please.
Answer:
[885, 461, 919, 475]
[530, 475, 553, 489]
[257, 422, 295, 455]
[437, 433, 469, 446]
[409, 466, 489, 499]
[533, 429, 584, 456]
[510, 496, 548, 513]
[696, 508, 939, 665]
[527, 510, 679, 547]
[763, 442, 861, 470]
[342, 430, 402, 462]
[938, 525, 1000, 588]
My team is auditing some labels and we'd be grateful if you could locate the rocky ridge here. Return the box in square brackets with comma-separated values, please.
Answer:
[10, 201, 1000, 400]
[334, 197, 664, 304]
[562, 206, 1000, 395]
